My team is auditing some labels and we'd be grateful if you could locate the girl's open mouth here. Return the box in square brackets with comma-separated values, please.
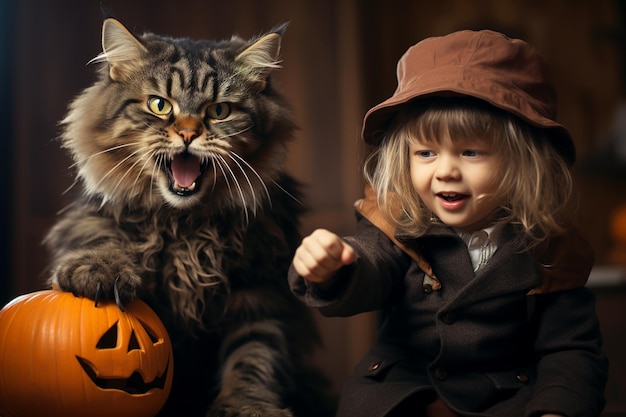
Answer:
[437, 192, 469, 210]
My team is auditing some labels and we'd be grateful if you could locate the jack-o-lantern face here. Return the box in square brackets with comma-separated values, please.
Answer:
[0, 290, 173, 417]
[76, 317, 171, 395]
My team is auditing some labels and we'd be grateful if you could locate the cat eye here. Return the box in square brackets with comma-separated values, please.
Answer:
[147, 96, 173, 116]
[206, 103, 231, 120]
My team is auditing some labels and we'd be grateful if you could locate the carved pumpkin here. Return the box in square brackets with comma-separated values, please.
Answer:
[0, 290, 173, 417]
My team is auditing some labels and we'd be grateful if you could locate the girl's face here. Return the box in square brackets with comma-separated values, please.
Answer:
[409, 134, 505, 232]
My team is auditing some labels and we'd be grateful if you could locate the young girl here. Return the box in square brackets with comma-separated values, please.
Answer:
[289, 30, 608, 417]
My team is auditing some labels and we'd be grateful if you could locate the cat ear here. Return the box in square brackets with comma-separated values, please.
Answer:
[90, 18, 148, 81]
[235, 23, 287, 89]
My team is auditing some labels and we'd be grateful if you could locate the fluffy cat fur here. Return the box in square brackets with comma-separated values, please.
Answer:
[44, 17, 334, 417]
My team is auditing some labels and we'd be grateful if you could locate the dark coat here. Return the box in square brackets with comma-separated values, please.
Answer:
[288, 213, 608, 417]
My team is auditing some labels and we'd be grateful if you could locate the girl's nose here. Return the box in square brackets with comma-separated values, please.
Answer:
[435, 155, 461, 180]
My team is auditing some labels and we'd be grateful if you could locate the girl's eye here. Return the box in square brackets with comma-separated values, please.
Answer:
[206, 103, 232, 120]
[463, 150, 486, 158]
[147, 96, 173, 116]
[417, 150, 435, 158]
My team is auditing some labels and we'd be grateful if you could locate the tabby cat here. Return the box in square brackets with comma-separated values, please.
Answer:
[44, 17, 334, 417]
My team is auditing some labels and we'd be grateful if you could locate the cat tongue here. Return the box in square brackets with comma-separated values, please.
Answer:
[171, 155, 201, 188]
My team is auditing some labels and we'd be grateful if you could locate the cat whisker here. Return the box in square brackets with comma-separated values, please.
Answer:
[211, 154, 237, 204]
[215, 154, 250, 223]
[113, 147, 156, 203]
[226, 153, 258, 214]
[112, 148, 151, 189]
[150, 154, 166, 206]
[69, 142, 143, 169]
[91, 147, 146, 192]
[218, 125, 253, 141]
[133, 148, 158, 192]
[272, 179, 306, 207]
[55, 201, 78, 216]
[229, 151, 271, 208]
[204, 156, 218, 194]
[61, 177, 81, 196]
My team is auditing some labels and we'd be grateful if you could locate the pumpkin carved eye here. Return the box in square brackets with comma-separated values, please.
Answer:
[96, 319, 162, 352]
[139, 319, 161, 344]
[128, 330, 140, 352]
[97, 321, 119, 349]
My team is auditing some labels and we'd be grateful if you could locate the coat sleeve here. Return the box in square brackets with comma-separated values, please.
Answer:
[524, 287, 608, 417]
[287, 212, 411, 317]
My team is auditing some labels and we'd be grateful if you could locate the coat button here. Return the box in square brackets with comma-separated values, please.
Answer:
[516, 372, 529, 383]
[368, 361, 382, 372]
[434, 368, 447, 380]
[441, 311, 456, 324]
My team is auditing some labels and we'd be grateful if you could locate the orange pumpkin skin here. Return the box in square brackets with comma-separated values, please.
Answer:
[0, 290, 173, 417]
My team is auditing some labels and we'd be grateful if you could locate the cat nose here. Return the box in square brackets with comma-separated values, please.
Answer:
[178, 128, 200, 144]
[176, 117, 203, 144]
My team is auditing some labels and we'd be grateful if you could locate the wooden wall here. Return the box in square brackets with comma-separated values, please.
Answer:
[2, 0, 625, 413]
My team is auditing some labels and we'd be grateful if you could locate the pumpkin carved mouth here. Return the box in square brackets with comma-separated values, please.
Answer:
[76, 356, 170, 394]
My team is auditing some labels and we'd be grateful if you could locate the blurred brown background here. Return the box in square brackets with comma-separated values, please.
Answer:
[2, 0, 626, 414]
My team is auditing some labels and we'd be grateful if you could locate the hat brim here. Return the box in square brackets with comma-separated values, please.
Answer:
[362, 81, 576, 165]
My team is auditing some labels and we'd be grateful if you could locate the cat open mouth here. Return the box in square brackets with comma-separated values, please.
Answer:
[166, 153, 205, 196]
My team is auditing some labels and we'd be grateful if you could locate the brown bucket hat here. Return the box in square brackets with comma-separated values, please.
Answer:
[362, 29, 576, 165]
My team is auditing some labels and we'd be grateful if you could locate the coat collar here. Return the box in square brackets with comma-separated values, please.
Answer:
[355, 185, 591, 295]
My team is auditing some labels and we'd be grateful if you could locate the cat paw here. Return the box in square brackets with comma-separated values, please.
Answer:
[51, 252, 141, 307]
[207, 404, 293, 417]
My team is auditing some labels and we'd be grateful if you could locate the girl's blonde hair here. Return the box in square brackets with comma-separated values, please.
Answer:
[363, 97, 574, 248]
